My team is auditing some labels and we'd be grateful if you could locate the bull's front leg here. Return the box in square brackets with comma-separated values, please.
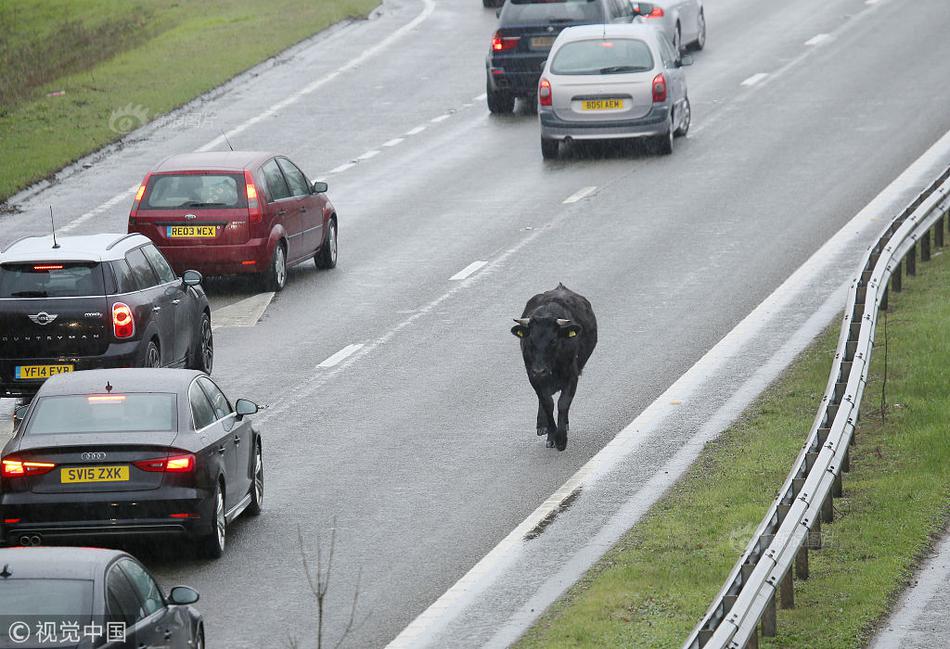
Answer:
[554, 377, 578, 451]
[532, 384, 557, 443]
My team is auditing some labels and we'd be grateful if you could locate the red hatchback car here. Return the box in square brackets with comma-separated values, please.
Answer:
[128, 151, 338, 291]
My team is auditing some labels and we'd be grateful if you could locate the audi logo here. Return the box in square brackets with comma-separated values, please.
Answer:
[81, 452, 107, 461]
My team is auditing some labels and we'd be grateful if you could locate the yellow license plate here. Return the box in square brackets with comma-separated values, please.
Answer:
[530, 36, 556, 49]
[61, 465, 130, 484]
[15, 364, 73, 380]
[582, 99, 625, 111]
[167, 225, 218, 238]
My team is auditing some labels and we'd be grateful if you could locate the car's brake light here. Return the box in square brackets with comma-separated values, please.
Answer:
[652, 73, 667, 103]
[32, 265, 63, 271]
[130, 173, 151, 217]
[134, 454, 195, 473]
[491, 32, 520, 52]
[539, 78, 553, 107]
[2, 458, 56, 479]
[647, 6, 664, 18]
[112, 302, 135, 339]
[245, 170, 262, 225]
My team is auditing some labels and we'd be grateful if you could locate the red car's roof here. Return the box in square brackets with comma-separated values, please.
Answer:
[152, 151, 276, 172]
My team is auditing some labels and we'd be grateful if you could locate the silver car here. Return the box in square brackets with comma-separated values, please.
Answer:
[538, 23, 692, 158]
[630, 1, 706, 52]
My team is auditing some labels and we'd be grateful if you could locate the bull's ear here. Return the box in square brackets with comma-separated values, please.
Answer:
[511, 324, 528, 338]
[560, 324, 583, 339]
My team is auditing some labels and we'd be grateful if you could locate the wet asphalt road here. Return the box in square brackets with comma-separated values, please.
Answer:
[3, 0, 950, 647]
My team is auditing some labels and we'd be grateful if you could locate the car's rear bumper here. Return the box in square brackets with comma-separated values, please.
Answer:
[487, 54, 546, 95]
[539, 105, 671, 140]
[157, 238, 271, 276]
[0, 341, 141, 398]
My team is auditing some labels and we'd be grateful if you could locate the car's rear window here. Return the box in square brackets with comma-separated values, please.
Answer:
[143, 173, 247, 209]
[27, 394, 178, 435]
[0, 262, 105, 298]
[502, 0, 603, 25]
[552, 38, 654, 75]
[0, 578, 93, 617]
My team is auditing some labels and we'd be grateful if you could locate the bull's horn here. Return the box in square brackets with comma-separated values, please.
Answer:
[513, 318, 530, 326]
[556, 319, 572, 326]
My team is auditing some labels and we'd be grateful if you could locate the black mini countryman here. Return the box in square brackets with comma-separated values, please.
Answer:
[0, 233, 213, 398]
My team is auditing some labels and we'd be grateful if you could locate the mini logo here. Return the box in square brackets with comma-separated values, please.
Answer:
[27, 312, 58, 326]
[84, 312, 102, 318]
[184, 213, 197, 220]
[547, 25, 555, 32]
[81, 452, 107, 461]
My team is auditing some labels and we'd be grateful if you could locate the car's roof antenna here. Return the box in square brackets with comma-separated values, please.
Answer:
[49, 206, 60, 249]
[0, 564, 11, 579]
[105, 381, 113, 393]
[222, 131, 234, 152]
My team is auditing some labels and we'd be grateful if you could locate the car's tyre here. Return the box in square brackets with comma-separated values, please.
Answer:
[142, 340, 161, 368]
[541, 137, 559, 160]
[487, 84, 515, 114]
[314, 218, 337, 270]
[261, 242, 287, 293]
[655, 113, 674, 155]
[198, 483, 226, 559]
[674, 96, 691, 137]
[195, 626, 205, 649]
[688, 9, 706, 51]
[188, 313, 213, 374]
[673, 24, 682, 54]
[247, 443, 264, 516]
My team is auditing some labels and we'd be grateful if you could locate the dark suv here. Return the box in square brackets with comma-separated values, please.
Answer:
[0, 233, 212, 398]
[486, 0, 635, 113]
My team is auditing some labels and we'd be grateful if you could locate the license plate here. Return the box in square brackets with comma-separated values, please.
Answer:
[61, 465, 130, 484]
[530, 36, 556, 50]
[14, 364, 73, 380]
[166, 225, 218, 238]
[582, 99, 625, 111]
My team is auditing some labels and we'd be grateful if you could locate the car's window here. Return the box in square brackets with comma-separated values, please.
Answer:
[189, 381, 217, 430]
[658, 35, 676, 66]
[125, 247, 159, 290]
[0, 262, 106, 298]
[551, 38, 654, 75]
[111, 259, 138, 294]
[277, 158, 311, 197]
[198, 376, 233, 421]
[141, 244, 177, 284]
[617, 0, 633, 17]
[261, 159, 291, 202]
[0, 578, 93, 618]
[105, 565, 145, 627]
[501, 0, 604, 25]
[142, 173, 246, 209]
[117, 559, 165, 616]
[26, 393, 178, 435]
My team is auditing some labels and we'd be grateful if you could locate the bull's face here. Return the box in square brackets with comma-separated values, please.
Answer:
[511, 316, 583, 380]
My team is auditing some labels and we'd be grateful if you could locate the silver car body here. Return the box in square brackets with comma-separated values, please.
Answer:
[538, 24, 690, 144]
[630, 0, 706, 52]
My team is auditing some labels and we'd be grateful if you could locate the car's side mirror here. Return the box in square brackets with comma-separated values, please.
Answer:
[182, 270, 203, 287]
[312, 181, 328, 194]
[235, 399, 259, 420]
[168, 586, 200, 605]
[677, 55, 694, 67]
[495, 8, 502, 19]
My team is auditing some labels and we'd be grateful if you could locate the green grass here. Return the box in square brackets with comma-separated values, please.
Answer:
[516, 249, 950, 649]
[0, 0, 378, 203]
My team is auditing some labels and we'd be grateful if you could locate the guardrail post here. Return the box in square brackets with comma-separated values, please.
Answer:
[780, 570, 795, 608]
[833, 471, 843, 497]
[747, 628, 759, 649]
[921, 230, 931, 261]
[907, 243, 917, 276]
[892, 260, 903, 292]
[936, 215, 945, 248]
[821, 494, 834, 523]
[762, 593, 777, 637]
[842, 447, 851, 472]
[880, 286, 889, 311]
[796, 545, 809, 580]
[809, 519, 822, 549]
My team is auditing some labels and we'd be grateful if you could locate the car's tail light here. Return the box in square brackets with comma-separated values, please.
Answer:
[2, 458, 56, 478]
[652, 73, 667, 103]
[646, 6, 664, 18]
[32, 264, 63, 271]
[112, 302, 135, 339]
[245, 170, 262, 225]
[539, 78, 553, 107]
[134, 453, 195, 473]
[491, 32, 520, 52]
[130, 173, 150, 217]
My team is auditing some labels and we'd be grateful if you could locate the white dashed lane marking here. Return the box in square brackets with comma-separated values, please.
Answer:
[805, 33, 832, 46]
[356, 150, 381, 161]
[406, 125, 427, 136]
[449, 261, 487, 281]
[318, 343, 365, 368]
[431, 114, 450, 123]
[383, 138, 405, 147]
[562, 186, 597, 204]
[329, 162, 357, 174]
[741, 72, 770, 87]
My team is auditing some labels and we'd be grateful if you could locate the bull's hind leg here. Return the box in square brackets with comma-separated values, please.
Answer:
[554, 378, 578, 451]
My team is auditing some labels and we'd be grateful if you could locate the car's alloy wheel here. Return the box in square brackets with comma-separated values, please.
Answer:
[199, 485, 226, 559]
[315, 219, 337, 270]
[249, 444, 264, 516]
[263, 243, 287, 292]
[195, 314, 213, 374]
[675, 96, 691, 137]
[691, 10, 706, 51]
[196, 627, 205, 649]
[143, 341, 161, 368]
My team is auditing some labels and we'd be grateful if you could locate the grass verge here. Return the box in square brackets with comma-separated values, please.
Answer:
[0, 0, 378, 203]
[515, 249, 950, 649]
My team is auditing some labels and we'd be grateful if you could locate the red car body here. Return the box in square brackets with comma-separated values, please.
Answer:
[128, 151, 337, 290]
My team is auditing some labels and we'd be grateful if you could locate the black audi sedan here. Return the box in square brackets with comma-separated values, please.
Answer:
[0, 546, 203, 648]
[0, 233, 213, 399]
[0, 369, 263, 559]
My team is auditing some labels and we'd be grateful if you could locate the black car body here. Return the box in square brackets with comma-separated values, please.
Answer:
[486, 0, 636, 112]
[0, 233, 213, 399]
[0, 369, 263, 559]
[0, 546, 203, 649]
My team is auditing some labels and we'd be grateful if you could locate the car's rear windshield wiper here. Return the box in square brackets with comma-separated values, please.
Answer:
[548, 18, 576, 23]
[599, 65, 649, 74]
[10, 291, 49, 297]
[184, 202, 229, 208]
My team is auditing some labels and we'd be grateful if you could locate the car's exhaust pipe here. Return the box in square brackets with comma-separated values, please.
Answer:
[18, 534, 42, 546]
[31, 535, 42, 546]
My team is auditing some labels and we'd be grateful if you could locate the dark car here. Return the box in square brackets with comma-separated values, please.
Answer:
[0, 546, 203, 649]
[486, 0, 636, 113]
[128, 151, 339, 292]
[0, 369, 263, 559]
[0, 234, 213, 399]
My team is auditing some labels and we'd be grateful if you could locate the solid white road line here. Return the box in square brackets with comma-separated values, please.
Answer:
[211, 292, 275, 330]
[431, 114, 450, 123]
[329, 162, 357, 174]
[449, 261, 488, 281]
[562, 186, 597, 204]
[318, 344, 365, 368]
[805, 33, 832, 46]
[59, 185, 138, 233]
[406, 126, 427, 136]
[741, 72, 770, 87]
[383, 138, 405, 147]
[356, 149, 380, 161]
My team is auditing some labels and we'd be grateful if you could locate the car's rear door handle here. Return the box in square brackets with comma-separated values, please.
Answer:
[233, 434, 241, 445]
[152, 306, 161, 312]
[277, 208, 288, 216]
[299, 206, 307, 213]
[171, 299, 181, 305]
[164, 630, 173, 641]
[218, 446, 226, 455]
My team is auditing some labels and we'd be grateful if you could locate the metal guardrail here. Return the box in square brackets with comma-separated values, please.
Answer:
[683, 166, 950, 649]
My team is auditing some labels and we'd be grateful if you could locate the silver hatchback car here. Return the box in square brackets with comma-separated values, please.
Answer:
[538, 23, 692, 158]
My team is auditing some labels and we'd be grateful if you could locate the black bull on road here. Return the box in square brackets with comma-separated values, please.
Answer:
[511, 284, 597, 451]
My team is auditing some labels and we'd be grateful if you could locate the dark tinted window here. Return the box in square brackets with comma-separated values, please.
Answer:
[198, 377, 232, 421]
[118, 559, 165, 616]
[277, 158, 310, 196]
[111, 259, 137, 293]
[0, 262, 105, 298]
[126, 248, 158, 289]
[0, 578, 93, 617]
[551, 38, 654, 74]
[106, 566, 145, 627]
[189, 381, 216, 430]
[261, 160, 291, 202]
[501, 0, 604, 25]
[27, 394, 178, 435]
[141, 245, 177, 283]
[143, 173, 246, 209]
